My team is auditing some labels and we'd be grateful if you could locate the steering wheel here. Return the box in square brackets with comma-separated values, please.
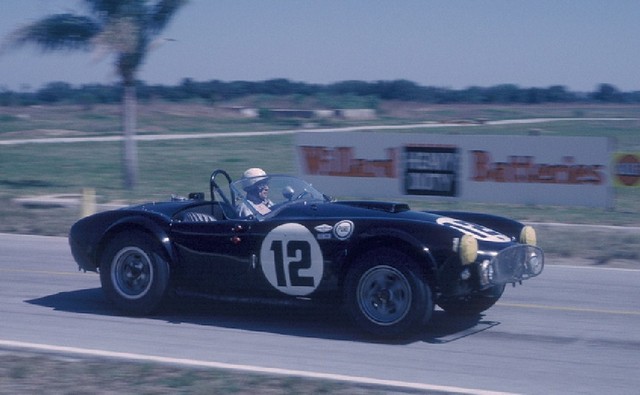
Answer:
[294, 190, 310, 200]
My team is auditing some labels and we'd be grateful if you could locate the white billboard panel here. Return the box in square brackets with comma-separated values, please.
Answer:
[296, 132, 612, 207]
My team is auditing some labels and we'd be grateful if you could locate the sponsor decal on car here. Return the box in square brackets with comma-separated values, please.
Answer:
[314, 224, 333, 240]
[333, 220, 354, 240]
[314, 224, 333, 233]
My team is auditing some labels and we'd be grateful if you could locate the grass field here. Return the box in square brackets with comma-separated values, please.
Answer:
[1, 349, 416, 395]
[1, 102, 639, 265]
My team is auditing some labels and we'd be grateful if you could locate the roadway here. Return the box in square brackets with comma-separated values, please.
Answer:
[1, 233, 639, 394]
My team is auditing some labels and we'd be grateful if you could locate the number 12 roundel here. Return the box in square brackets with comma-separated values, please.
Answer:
[260, 223, 324, 296]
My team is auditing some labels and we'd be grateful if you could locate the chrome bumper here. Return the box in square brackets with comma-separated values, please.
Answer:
[478, 245, 544, 288]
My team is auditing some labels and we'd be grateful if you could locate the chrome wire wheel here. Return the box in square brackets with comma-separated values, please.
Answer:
[111, 246, 154, 300]
[357, 265, 412, 326]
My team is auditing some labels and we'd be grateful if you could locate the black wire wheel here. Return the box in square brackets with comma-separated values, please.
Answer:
[100, 231, 170, 315]
[344, 248, 432, 338]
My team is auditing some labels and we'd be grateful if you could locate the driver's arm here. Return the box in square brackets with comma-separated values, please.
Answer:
[237, 201, 252, 217]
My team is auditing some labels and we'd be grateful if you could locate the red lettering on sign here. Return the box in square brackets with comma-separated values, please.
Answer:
[299, 146, 396, 177]
[470, 151, 605, 185]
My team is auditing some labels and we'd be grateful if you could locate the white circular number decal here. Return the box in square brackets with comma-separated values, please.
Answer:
[260, 223, 324, 296]
[436, 217, 511, 243]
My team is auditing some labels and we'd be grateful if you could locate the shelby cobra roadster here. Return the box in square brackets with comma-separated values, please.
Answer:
[69, 168, 544, 337]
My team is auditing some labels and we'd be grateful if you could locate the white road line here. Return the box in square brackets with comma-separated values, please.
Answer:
[2, 118, 637, 145]
[0, 339, 517, 395]
[527, 222, 640, 232]
[1, 125, 431, 145]
[550, 264, 640, 272]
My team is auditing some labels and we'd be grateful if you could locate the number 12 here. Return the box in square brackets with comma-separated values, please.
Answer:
[270, 240, 314, 287]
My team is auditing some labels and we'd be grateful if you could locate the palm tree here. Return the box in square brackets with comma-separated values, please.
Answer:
[4, 0, 188, 189]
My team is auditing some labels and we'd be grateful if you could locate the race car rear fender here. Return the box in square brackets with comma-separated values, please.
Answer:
[96, 216, 177, 269]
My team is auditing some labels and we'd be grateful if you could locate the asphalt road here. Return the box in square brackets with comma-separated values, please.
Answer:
[1, 233, 639, 394]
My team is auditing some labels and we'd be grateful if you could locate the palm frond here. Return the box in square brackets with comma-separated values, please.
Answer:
[9, 14, 101, 51]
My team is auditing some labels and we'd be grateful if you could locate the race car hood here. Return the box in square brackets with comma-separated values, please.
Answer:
[307, 200, 517, 246]
[333, 200, 411, 213]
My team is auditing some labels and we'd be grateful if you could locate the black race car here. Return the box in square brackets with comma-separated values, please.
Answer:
[69, 169, 544, 338]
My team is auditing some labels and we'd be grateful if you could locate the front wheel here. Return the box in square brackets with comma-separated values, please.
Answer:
[99, 231, 170, 315]
[344, 249, 433, 338]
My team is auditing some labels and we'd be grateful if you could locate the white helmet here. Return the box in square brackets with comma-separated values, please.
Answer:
[242, 168, 268, 188]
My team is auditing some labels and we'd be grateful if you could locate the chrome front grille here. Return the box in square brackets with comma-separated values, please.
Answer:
[478, 244, 544, 287]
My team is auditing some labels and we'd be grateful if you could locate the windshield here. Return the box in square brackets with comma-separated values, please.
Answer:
[231, 174, 327, 219]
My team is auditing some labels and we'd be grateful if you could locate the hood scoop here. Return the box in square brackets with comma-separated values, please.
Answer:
[336, 201, 410, 213]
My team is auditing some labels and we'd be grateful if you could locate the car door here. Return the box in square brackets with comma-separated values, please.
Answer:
[170, 216, 258, 295]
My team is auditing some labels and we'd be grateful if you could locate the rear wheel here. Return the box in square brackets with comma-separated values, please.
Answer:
[437, 284, 505, 315]
[344, 248, 432, 338]
[100, 231, 170, 315]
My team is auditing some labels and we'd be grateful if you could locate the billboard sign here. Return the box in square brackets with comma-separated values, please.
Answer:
[296, 132, 612, 208]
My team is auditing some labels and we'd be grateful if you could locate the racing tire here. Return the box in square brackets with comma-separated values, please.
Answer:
[344, 248, 433, 338]
[437, 284, 505, 315]
[99, 231, 170, 316]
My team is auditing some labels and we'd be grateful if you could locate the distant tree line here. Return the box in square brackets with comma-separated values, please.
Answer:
[1, 78, 639, 107]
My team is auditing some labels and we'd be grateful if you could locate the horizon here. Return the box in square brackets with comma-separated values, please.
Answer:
[1, 77, 634, 95]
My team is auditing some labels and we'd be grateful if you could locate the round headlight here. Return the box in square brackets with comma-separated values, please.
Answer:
[458, 234, 478, 265]
[527, 250, 544, 275]
[519, 225, 537, 246]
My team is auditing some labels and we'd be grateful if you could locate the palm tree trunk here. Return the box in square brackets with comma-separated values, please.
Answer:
[122, 83, 138, 190]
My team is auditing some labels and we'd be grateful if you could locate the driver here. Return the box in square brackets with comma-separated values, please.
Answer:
[237, 168, 273, 217]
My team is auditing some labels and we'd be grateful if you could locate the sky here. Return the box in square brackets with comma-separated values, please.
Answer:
[1, 0, 639, 92]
